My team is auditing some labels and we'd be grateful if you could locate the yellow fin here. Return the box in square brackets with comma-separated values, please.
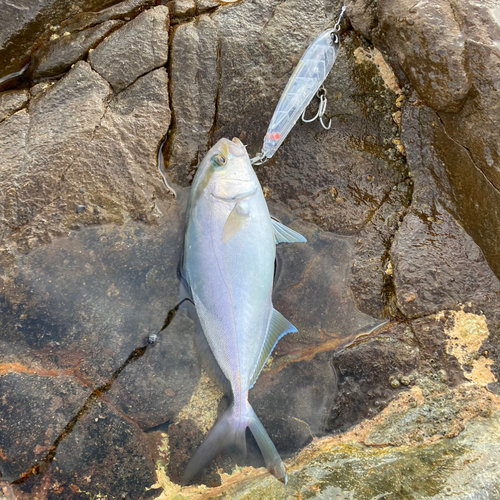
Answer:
[222, 203, 249, 243]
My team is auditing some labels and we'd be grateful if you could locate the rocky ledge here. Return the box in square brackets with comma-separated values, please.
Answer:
[0, 0, 499, 499]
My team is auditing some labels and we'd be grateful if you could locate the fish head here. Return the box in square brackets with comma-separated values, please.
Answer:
[195, 137, 259, 203]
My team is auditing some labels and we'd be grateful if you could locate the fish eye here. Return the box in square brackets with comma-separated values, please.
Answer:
[212, 154, 227, 168]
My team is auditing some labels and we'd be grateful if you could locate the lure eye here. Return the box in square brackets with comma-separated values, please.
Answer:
[212, 154, 227, 167]
[330, 33, 339, 45]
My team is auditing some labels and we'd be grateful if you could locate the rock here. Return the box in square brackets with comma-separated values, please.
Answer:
[57, 0, 156, 33]
[346, 0, 470, 113]
[165, 16, 219, 185]
[327, 322, 419, 434]
[268, 212, 384, 356]
[347, 1, 500, 278]
[167, 419, 220, 486]
[0, 109, 30, 243]
[392, 206, 500, 319]
[31, 20, 124, 79]
[0, 90, 28, 122]
[0, 0, 122, 86]
[198, 0, 220, 13]
[0, 61, 170, 252]
[49, 400, 160, 500]
[0, 209, 191, 385]
[149, 395, 500, 499]
[169, 0, 195, 20]
[105, 312, 201, 429]
[0, 372, 88, 481]
[350, 180, 412, 318]
[410, 315, 466, 388]
[89, 6, 170, 92]
[249, 349, 339, 456]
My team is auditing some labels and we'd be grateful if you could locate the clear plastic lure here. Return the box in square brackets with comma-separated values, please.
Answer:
[252, 7, 345, 164]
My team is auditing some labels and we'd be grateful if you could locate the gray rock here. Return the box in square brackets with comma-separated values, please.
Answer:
[0, 372, 89, 481]
[198, 0, 220, 13]
[31, 19, 124, 79]
[166, 16, 219, 185]
[392, 207, 500, 318]
[169, 0, 195, 20]
[0, 89, 29, 122]
[89, 5, 170, 92]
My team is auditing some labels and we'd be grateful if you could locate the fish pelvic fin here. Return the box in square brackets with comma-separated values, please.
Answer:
[182, 402, 287, 485]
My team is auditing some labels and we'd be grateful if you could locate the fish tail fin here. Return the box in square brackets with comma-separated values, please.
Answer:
[248, 404, 288, 484]
[182, 402, 286, 485]
[181, 404, 247, 485]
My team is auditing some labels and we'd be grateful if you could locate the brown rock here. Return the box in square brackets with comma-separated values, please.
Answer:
[0, 372, 88, 481]
[31, 19, 125, 79]
[347, 0, 470, 112]
[0, 90, 29, 123]
[166, 15, 219, 186]
[52, 400, 160, 500]
[105, 313, 201, 429]
[89, 6, 170, 92]
[392, 207, 500, 318]
[327, 322, 419, 434]
[0, 0, 120, 85]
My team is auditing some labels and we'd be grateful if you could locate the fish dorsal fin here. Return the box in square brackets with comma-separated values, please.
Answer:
[271, 218, 307, 245]
[223, 202, 249, 243]
[248, 309, 297, 389]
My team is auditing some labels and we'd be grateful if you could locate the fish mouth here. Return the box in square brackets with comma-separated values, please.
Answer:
[213, 186, 257, 202]
[217, 138, 247, 159]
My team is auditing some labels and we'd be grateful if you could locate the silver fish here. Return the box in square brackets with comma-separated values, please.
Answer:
[179, 137, 306, 484]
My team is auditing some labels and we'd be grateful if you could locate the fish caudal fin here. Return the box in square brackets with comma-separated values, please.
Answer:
[181, 405, 247, 485]
[248, 404, 287, 483]
[182, 402, 287, 485]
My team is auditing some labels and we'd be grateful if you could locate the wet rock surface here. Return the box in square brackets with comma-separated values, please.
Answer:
[0, 0, 500, 499]
[347, 0, 500, 279]
[0, 372, 89, 481]
[89, 5, 170, 92]
[31, 19, 125, 79]
[0, 91, 29, 123]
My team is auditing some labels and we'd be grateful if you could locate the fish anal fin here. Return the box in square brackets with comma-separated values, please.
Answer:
[248, 309, 297, 388]
[271, 218, 307, 244]
[222, 203, 249, 243]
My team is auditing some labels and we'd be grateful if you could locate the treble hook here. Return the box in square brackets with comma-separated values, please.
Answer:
[250, 152, 268, 166]
[301, 86, 332, 130]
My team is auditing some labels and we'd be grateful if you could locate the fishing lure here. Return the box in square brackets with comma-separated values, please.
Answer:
[252, 7, 345, 165]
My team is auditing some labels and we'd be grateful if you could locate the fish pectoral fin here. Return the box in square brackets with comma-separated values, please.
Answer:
[249, 309, 297, 389]
[271, 218, 307, 244]
[222, 203, 249, 243]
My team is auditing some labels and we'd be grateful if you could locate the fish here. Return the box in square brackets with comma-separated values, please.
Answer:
[179, 137, 307, 484]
